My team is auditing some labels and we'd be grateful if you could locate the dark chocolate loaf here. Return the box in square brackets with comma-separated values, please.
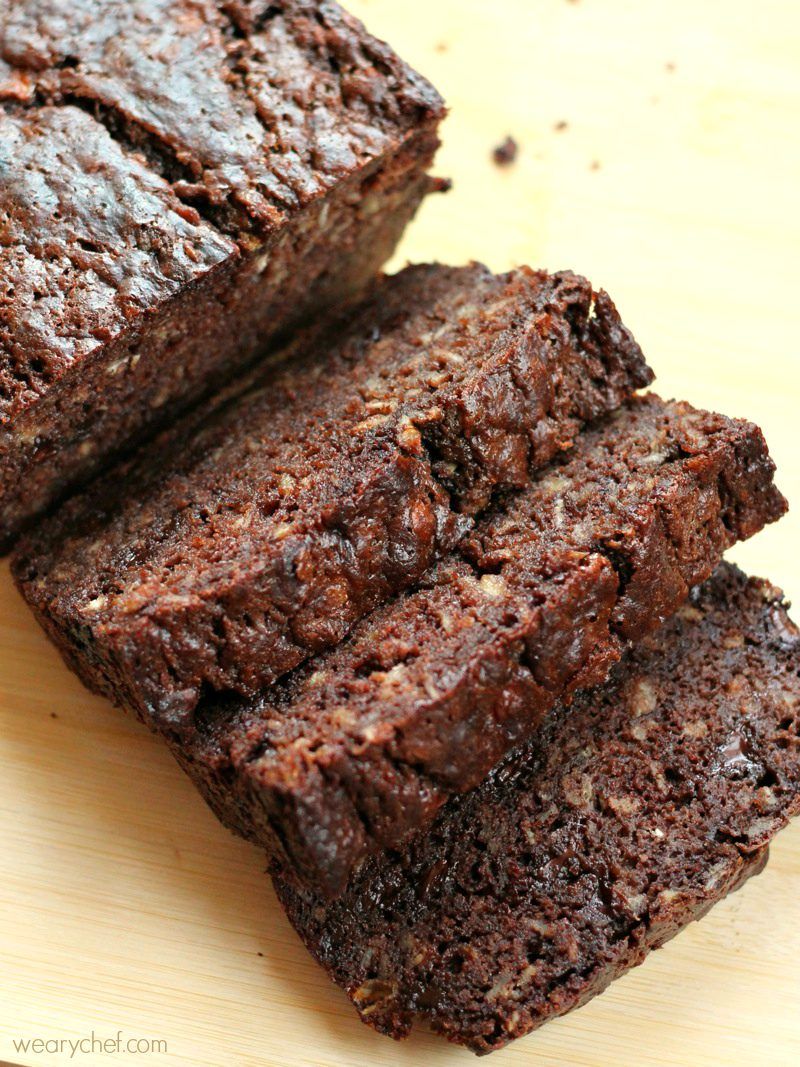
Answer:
[171, 395, 783, 896]
[0, 0, 446, 541]
[12, 263, 652, 728]
[275, 563, 800, 1052]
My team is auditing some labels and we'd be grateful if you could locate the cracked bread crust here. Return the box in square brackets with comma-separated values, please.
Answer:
[274, 564, 800, 1052]
[167, 395, 784, 897]
[1, 0, 443, 237]
[0, 0, 445, 540]
[12, 263, 652, 730]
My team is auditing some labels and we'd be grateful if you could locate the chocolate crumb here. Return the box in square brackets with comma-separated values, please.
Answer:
[50, 712, 58, 719]
[492, 136, 519, 166]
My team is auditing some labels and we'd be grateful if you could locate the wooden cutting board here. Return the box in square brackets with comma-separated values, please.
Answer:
[2, 2, 798, 1064]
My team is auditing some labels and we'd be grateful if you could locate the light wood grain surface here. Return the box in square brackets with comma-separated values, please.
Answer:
[2, 2, 799, 1064]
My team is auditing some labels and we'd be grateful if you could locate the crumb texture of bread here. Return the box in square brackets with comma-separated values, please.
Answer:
[163, 395, 781, 895]
[12, 263, 652, 730]
[275, 563, 800, 1052]
[0, 0, 446, 540]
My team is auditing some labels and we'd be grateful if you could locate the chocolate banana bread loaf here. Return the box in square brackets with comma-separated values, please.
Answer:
[12, 263, 652, 729]
[275, 563, 800, 1052]
[168, 395, 782, 895]
[0, 0, 445, 542]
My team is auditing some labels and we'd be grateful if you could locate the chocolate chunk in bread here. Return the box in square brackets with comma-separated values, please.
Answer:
[0, 0, 445, 541]
[275, 563, 800, 1052]
[12, 263, 651, 728]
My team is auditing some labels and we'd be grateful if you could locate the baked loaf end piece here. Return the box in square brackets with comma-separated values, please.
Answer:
[0, 0, 446, 542]
[275, 563, 800, 1052]
[172, 394, 784, 896]
[12, 263, 652, 728]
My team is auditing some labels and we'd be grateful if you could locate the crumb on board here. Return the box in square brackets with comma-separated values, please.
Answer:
[554, 120, 569, 132]
[492, 136, 519, 166]
[50, 712, 58, 719]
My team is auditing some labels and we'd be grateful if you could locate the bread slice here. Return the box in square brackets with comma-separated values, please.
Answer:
[275, 563, 800, 1052]
[169, 395, 784, 896]
[12, 263, 651, 727]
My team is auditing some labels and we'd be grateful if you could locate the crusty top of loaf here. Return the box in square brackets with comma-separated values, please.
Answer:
[0, 0, 444, 423]
[0, 0, 444, 234]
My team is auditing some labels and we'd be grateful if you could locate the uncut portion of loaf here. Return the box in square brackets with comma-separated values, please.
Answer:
[0, 0, 445, 541]
[171, 395, 784, 896]
[13, 263, 652, 727]
[275, 564, 800, 1053]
